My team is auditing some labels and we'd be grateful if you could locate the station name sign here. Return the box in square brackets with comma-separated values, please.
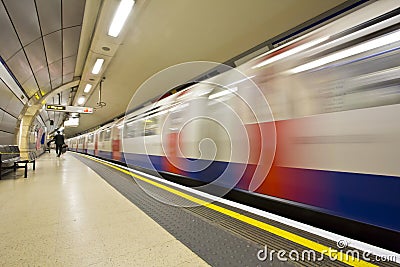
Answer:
[46, 105, 93, 114]
[46, 104, 66, 111]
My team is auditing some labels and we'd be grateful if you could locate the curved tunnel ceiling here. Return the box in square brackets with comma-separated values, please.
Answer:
[0, 0, 349, 142]
[0, 0, 86, 142]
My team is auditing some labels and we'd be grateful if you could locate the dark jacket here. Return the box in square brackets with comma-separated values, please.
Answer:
[54, 134, 65, 145]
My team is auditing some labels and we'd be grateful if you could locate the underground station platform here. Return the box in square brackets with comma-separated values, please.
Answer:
[1, 152, 398, 266]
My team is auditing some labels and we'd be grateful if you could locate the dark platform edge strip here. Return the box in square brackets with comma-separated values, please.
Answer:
[75, 152, 400, 253]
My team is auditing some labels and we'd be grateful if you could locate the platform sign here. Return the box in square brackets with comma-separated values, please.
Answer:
[66, 106, 94, 114]
[46, 104, 66, 111]
[45, 105, 93, 114]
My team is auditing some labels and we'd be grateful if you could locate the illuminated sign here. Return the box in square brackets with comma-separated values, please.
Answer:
[46, 104, 66, 111]
[44, 105, 93, 114]
[64, 117, 79, 127]
[66, 106, 94, 114]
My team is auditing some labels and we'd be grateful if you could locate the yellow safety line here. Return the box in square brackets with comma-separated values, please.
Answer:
[78, 153, 377, 267]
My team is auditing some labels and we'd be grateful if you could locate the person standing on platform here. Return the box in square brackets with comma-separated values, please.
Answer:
[54, 131, 65, 157]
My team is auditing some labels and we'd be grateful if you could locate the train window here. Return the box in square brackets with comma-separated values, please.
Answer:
[313, 50, 400, 114]
[124, 121, 137, 138]
[104, 129, 111, 141]
[208, 86, 237, 102]
[88, 134, 94, 143]
[144, 116, 158, 136]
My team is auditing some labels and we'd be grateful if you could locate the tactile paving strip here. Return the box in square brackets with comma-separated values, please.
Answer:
[73, 154, 398, 267]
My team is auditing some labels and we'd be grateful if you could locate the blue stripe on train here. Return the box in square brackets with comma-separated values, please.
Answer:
[121, 152, 400, 232]
[77, 148, 87, 153]
[98, 150, 112, 160]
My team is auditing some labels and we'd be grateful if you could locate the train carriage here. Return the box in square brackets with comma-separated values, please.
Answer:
[67, 0, 400, 237]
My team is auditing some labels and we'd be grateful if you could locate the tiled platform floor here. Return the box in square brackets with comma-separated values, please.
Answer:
[0, 152, 208, 266]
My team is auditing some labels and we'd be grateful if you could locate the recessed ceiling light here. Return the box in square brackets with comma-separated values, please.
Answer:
[108, 0, 135, 37]
[102, 46, 111, 51]
[92, 58, 104, 74]
[77, 96, 85, 105]
[84, 84, 92, 93]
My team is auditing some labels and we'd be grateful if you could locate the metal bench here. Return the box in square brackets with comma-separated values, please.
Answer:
[0, 145, 36, 179]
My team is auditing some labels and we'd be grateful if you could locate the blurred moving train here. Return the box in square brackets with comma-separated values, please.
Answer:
[68, 0, 400, 240]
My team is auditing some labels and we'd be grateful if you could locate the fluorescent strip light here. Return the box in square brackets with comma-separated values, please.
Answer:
[77, 96, 85, 105]
[108, 0, 135, 37]
[290, 30, 400, 74]
[92, 58, 104, 74]
[84, 84, 92, 93]
[0, 60, 27, 104]
[209, 87, 238, 99]
[253, 37, 329, 69]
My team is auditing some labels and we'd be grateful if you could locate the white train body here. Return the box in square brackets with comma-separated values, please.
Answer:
[67, 1, 400, 233]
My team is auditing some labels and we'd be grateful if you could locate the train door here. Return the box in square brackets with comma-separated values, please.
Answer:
[112, 122, 122, 161]
[94, 132, 99, 156]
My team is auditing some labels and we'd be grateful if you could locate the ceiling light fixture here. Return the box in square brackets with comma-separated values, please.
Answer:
[92, 58, 104, 74]
[108, 0, 135, 37]
[77, 96, 85, 105]
[84, 84, 92, 93]
[0, 58, 27, 104]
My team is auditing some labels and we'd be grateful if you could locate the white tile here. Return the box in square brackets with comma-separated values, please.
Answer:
[0, 153, 205, 266]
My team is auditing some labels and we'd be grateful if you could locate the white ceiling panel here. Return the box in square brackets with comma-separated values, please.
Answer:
[5, 96, 24, 118]
[34, 66, 50, 88]
[43, 31, 62, 64]
[51, 77, 62, 89]
[21, 75, 39, 97]
[36, 0, 61, 35]
[25, 38, 47, 73]
[0, 110, 17, 133]
[63, 0, 85, 28]
[0, 131, 14, 145]
[3, 0, 41, 46]
[0, 79, 15, 108]
[49, 60, 62, 82]
[62, 56, 76, 76]
[0, 3, 21, 61]
[6, 50, 33, 84]
[63, 26, 81, 58]
[63, 73, 74, 84]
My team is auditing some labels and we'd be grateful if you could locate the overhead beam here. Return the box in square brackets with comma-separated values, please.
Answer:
[16, 79, 80, 159]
